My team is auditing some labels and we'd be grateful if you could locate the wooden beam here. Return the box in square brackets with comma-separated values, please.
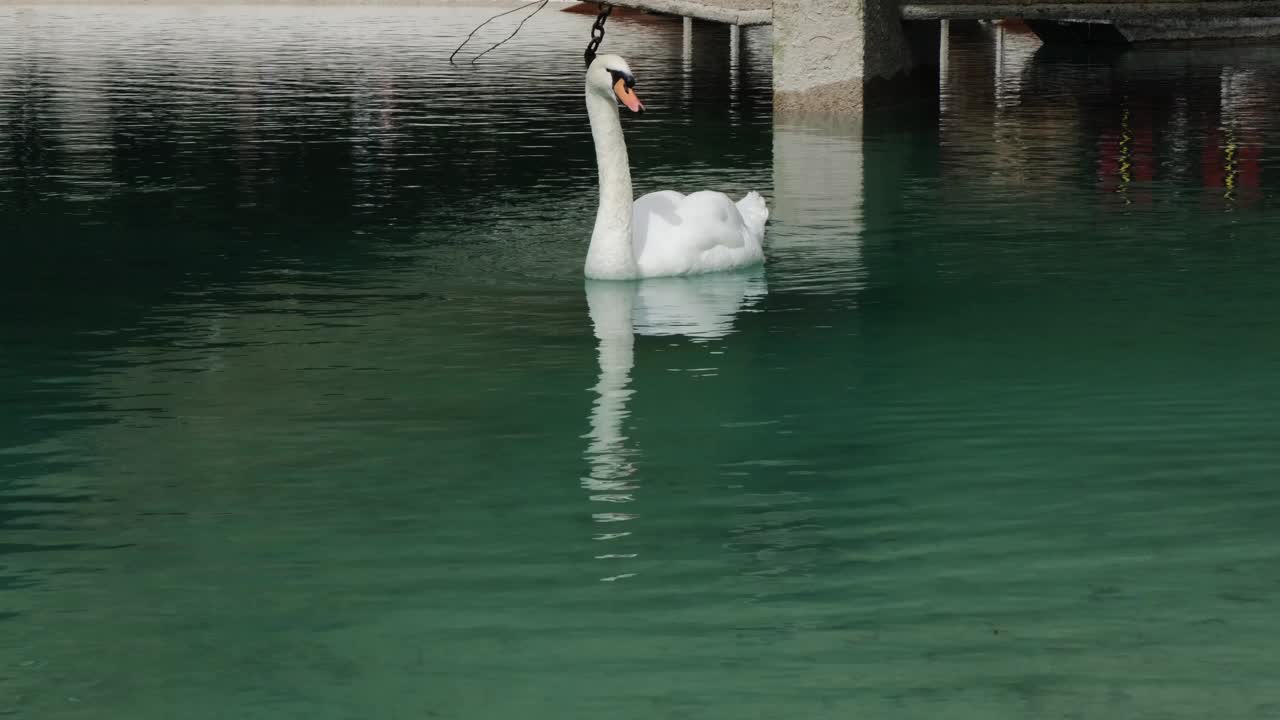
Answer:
[600, 0, 772, 25]
[901, 1, 1280, 20]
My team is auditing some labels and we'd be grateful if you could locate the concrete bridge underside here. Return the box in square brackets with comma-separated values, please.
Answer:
[599, 0, 1280, 111]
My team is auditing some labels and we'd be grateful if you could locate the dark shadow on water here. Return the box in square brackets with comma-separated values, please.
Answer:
[0, 481, 111, 607]
[0, 11, 777, 611]
[0, 14, 770, 330]
[1031, 41, 1128, 66]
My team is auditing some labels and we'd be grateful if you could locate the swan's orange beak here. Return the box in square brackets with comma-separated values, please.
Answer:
[614, 79, 644, 113]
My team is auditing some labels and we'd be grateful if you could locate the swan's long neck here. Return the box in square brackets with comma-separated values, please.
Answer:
[585, 89, 638, 279]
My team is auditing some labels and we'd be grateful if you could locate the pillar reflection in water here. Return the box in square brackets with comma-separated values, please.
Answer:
[770, 117, 867, 293]
[582, 272, 766, 581]
[941, 26, 1276, 209]
[939, 20, 950, 115]
[681, 15, 693, 107]
[1218, 66, 1266, 207]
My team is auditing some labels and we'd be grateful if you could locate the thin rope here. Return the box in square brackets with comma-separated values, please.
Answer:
[448, 0, 548, 65]
[470, 0, 549, 65]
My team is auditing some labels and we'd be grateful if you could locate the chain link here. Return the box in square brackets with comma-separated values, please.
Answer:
[584, 3, 613, 67]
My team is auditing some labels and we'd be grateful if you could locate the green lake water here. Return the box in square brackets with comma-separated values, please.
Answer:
[3, 5, 1280, 718]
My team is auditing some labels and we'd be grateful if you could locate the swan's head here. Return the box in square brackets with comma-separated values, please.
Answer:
[587, 54, 644, 114]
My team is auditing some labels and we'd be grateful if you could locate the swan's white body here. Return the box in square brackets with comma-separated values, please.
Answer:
[584, 55, 767, 280]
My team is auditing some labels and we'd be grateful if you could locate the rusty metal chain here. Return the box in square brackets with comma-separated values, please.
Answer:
[584, 3, 613, 67]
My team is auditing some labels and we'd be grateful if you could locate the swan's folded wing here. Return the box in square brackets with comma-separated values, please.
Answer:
[677, 191, 748, 250]
[632, 190, 686, 256]
[633, 190, 761, 276]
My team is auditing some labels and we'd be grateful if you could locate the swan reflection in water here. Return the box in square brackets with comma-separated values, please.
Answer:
[582, 270, 767, 581]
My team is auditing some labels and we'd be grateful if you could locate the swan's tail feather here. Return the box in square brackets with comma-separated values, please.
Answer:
[736, 191, 769, 237]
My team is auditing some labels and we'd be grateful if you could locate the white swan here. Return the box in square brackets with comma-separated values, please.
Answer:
[584, 54, 768, 280]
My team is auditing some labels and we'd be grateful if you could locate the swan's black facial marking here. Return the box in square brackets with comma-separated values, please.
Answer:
[607, 69, 636, 89]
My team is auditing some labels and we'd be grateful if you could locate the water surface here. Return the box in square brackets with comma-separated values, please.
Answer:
[3, 7, 1280, 718]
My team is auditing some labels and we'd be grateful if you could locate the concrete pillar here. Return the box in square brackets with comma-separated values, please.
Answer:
[773, 0, 940, 113]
